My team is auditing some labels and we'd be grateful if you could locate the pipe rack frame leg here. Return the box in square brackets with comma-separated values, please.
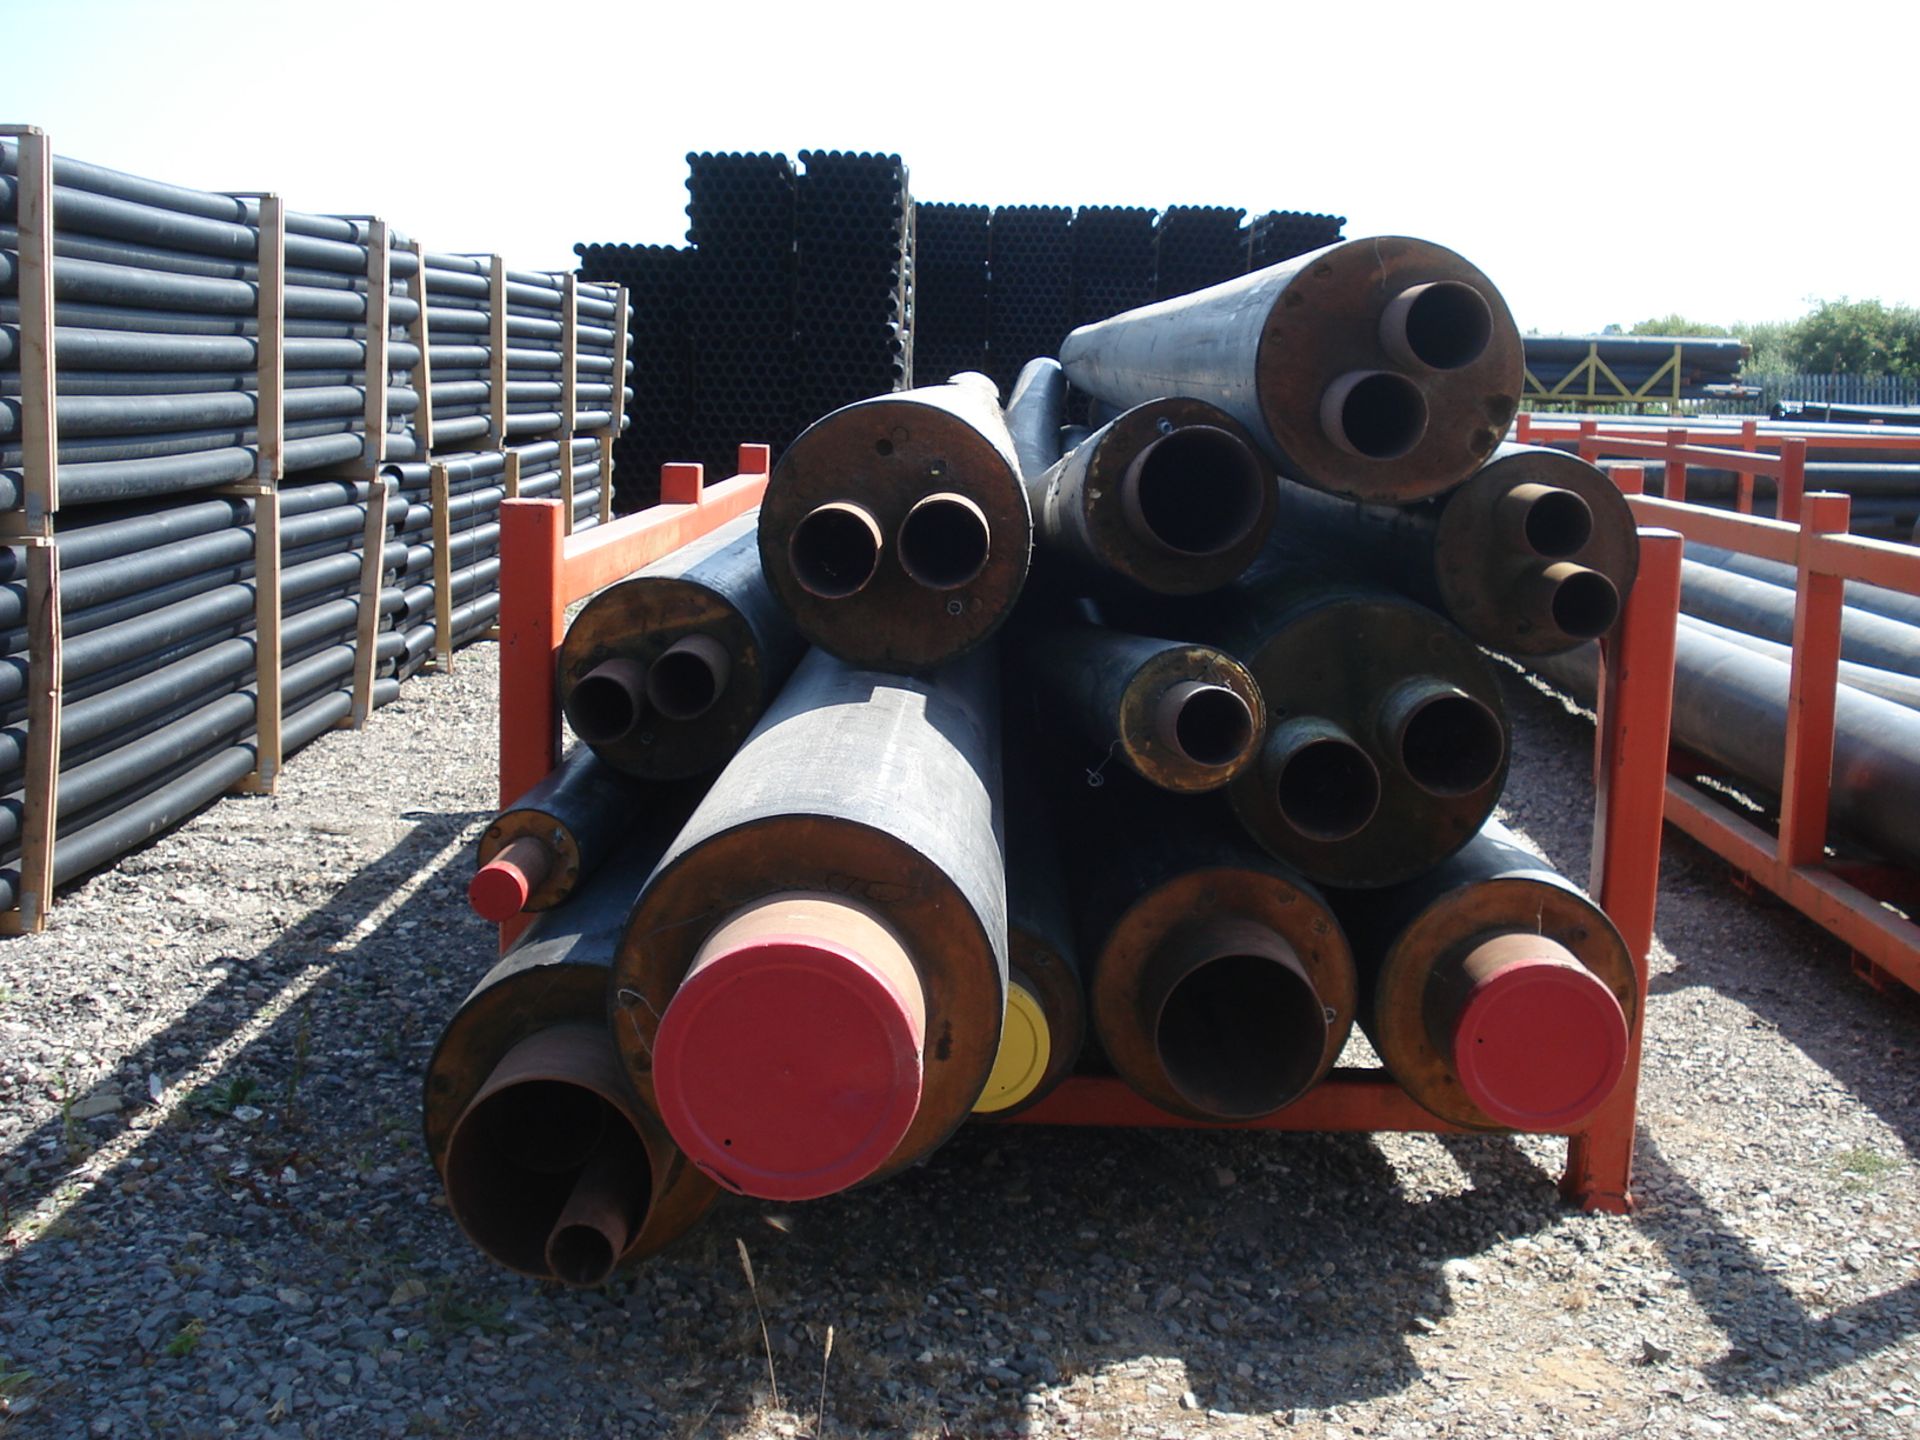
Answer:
[1559, 527, 1682, 1214]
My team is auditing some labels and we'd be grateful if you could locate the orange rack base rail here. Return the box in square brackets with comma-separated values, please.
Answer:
[493, 455, 1684, 1215]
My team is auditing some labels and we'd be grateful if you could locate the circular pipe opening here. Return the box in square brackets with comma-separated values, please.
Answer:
[1161, 683, 1256, 769]
[1399, 692, 1506, 797]
[646, 634, 733, 721]
[1380, 281, 1494, 371]
[1269, 724, 1382, 842]
[565, 658, 648, 744]
[1156, 952, 1328, 1117]
[1320, 371, 1429, 461]
[789, 502, 882, 598]
[547, 1222, 617, 1288]
[897, 492, 991, 590]
[1524, 489, 1594, 558]
[1550, 565, 1621, 639]
[1121, 425, 1266, 556]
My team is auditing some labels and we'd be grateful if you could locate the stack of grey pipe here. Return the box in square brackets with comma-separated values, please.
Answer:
[0, 137, 631, 918]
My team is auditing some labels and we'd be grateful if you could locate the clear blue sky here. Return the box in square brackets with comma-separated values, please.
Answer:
[7, 0, 1914, 335]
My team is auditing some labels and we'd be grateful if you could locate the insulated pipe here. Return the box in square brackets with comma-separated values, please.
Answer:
[557, 511, 803, 779]
[1531, 626, 1920, 871]
[1687, 539, 1920, 631]
[1028, 398, 1276, 595]
[613, 646, 1005, 1200]
[1329, 818, 1635, 1130]
[1017, 616, 1262, 792]
[1004, 357, 1068, 482]
[1681, 559, 1920, 682]
[1063, 772, 1356, 1121]
[1058, 236, 1522, 503]
[1122, 565, 1509, 887]
[0, 433, 366, 509]
[758, 378, 1033, 672]
[469, 747, 649, 921]
[1262, 445, 1638, 656]
[1679, 614, 1920, 712]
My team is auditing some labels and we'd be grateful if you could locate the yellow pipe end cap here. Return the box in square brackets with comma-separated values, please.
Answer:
[973, 980, 1051, 1114]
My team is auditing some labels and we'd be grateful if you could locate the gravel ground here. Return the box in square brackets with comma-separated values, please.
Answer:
[2, 643, 1917, 1440]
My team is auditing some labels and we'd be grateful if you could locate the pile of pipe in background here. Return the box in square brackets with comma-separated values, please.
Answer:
[0, 136, 631, 916]
[576, 151, 1342, 509]
[432, 234, 1653, 1287]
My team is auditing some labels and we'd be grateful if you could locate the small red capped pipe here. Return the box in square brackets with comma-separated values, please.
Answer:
[653, 893, 927, 1202]
[1446, 933, 1629, 1130]
[468, 835, 554, 922]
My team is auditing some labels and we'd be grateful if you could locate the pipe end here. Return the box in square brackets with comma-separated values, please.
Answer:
[655, 922, 925, 1200]
[468, 857, 534, 923]
[972, 981, 1052, 1114]
[1452, 950, 1628, 1129]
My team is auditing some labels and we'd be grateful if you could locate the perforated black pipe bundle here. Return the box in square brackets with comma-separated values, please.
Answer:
[791, 151, 911, 435]
[1152, 205, 1247, 301]
[1245, 210, 1347, 269]
[912, 203, 990, 385]
[1069, 207, 1156, 330]
[575, 242, 688, 512]
[988, 206, 1073, 398]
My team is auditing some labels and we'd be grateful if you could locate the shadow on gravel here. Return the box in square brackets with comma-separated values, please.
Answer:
[1629, 1133, 1920, 1398]
[0, 807, 486, 1224]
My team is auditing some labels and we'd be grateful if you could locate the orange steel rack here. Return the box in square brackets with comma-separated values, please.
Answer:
[493, 458, 1686, 1215]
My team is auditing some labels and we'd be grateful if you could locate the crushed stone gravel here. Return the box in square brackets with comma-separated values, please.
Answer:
[1, 643, 1917, 1439]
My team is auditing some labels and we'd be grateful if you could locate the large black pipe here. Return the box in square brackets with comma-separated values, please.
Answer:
[1687, 541, 1920, 631]
[1059, 236, 1523, 503]
[1532, 625, 1920, 870]
[0, 384, 412, 443]
[1004, 357, 1068, 482]
[0, 326, 419, 374]
[1263, 444, 1637, 656]
[1681, 559, 1920, 681]
[1680, 614, 1920, 711]
[0, 431, 366, 508]
[613, 645, 1006, 1201]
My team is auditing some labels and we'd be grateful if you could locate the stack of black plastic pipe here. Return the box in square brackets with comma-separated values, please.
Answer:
[438, 234, 1654, 1289]
[1523, 334, 1748, 398]
[1153, 205, 1248, 300]
[986, 206, 1073, 399]
[573, 243, 687, 513]
[1069, 207, 1155, 333]
[1246, 209, 1348, 270]
[911, 203, 991, 385]
[0, 137, 633, 919]
[791, 151, 913, 433]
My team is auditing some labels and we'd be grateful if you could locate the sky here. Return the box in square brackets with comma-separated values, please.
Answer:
[6, 0, 1916, 336]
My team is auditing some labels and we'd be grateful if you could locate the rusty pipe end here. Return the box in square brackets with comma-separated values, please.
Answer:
[544, 1128, 648, 1286]
[1442, 933, 1629, 1130]
[1378, 281, 1495, 372]
[1516, 562, 1621, 642]
[653, 892, 928, 1201]
[646, 633, 733, 721]
[1496, 482, 1594, 559]
[789, 501, 883, 598]
[1262, 716, 1381, 843]
[1143, 918, 1331, 1119]
[564, 657, 649, 744]
[468, 835, 554, 922]
[1319, 370, 1429, 462]
[1379, 678, 1506, 798]
[1119, 423, 1267, 558]
[897, 491, 991, 590]
[442, 1023, 651, 1284]
[1153, 680, 1257, 772]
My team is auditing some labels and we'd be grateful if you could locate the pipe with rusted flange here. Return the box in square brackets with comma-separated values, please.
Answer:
[1263, 445, 1637, 656]
[611, 645, 1006, 1201]
[1329, 818, 1634, 1131]
[1058, 236, 1522, 504]
[1061, 772, 1356, 1122]
[757, 378, 1032, 673]
[1026, 397, 1276, 595]
[1016, 613, 1263, 792]
[556, 509, 803, 779]
[426, 806, 718, 1284]
[468, 745, 646, 921]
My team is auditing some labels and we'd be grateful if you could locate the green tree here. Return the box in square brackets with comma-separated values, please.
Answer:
[1784, 298, 1920, 377]
[1627, 315, 1734, 338]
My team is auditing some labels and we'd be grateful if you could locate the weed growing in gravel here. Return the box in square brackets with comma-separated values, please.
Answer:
[52, 1070, 78, 1154]
[162, 1321, 204, 1359]
[1834, 1146, 1903, 1190]
[430, 1288, 510, 1337]
[737, 1238, 782, 1410]
[190, 1075, 259, 1117]
[0, 1359, 33, 1396]
[283, 1005, 313, 1125]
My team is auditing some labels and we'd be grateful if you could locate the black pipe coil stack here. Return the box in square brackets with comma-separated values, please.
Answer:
[0, 136, 629, 915]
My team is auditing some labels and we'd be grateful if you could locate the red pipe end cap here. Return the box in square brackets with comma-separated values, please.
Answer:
[653, 936, 925, 1202]
[1451, 955, 1629, 1130]
[468, 859, 533, 922]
